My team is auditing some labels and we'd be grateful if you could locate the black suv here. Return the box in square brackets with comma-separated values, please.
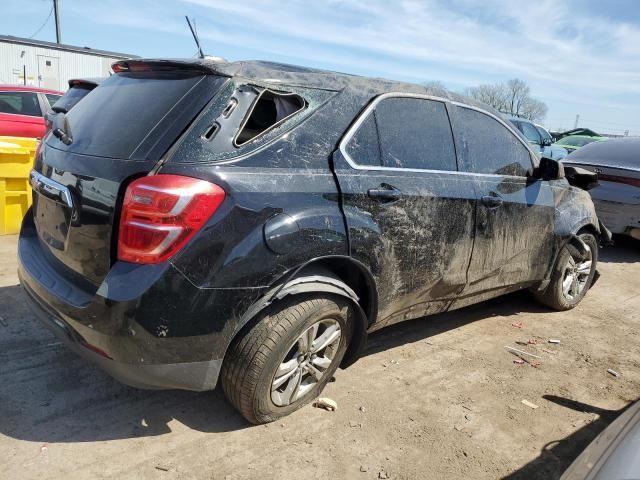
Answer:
[20, 58, 605, 424]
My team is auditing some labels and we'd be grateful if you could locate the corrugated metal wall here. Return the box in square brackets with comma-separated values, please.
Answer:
[0, 41, 124, 92]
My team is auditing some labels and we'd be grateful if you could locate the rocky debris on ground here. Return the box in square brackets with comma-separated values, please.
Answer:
[313, 397, 337, 411]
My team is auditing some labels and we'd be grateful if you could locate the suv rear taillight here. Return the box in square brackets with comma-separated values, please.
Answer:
[118, 175, 225, 264]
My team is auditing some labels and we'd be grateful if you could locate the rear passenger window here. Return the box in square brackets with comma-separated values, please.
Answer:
[376, 98, 456, 170]
[346, 114, 381, 166]
[454, 107, 533, 176]
[346, 97, 457, 171]
[0, 92, 42, 117]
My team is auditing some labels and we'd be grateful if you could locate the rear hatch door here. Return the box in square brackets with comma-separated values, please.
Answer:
[31, 63, 228, 285]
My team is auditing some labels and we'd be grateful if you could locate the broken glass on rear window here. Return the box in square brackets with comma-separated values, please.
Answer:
[169, 82, 333, 164]
[235, 89, 305, 146]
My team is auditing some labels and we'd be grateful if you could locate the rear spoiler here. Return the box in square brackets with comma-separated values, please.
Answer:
[111, 59, 233, 77]
[68, 78, 102, 89]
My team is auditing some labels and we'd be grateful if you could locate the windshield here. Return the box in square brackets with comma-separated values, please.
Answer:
[557, 136, 602, 147]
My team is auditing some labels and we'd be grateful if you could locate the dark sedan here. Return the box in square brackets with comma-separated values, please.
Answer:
[563, 138, 640, 240]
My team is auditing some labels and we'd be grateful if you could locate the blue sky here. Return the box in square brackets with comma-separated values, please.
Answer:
[3, 0, 640, 135]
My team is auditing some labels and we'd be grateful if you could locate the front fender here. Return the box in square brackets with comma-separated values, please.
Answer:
[553, 183, 600, 238]
[536, 183, 602, 288]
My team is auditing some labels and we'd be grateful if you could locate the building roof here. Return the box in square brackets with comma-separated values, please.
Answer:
[0, 35, 138, 59]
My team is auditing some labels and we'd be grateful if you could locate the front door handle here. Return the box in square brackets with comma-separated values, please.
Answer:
[368, 186, 402, 201]
[481, 195, 503, 208]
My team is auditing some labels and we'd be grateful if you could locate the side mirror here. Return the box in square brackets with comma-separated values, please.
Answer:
[541, 137, 552, 147]
[535, 157, 565, 181]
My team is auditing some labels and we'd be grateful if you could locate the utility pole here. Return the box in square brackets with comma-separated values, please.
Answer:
[573, 114, 580, 129]
[53, 0, 61, 43]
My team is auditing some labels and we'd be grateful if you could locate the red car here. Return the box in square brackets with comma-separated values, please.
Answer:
[0, 85, 63, 138]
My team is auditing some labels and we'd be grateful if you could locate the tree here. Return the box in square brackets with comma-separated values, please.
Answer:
[464, 78, 548, 122]
[422, 80, 447, 93]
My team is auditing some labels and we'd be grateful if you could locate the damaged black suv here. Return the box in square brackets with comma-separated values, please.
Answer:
[20, 58, 606, 424]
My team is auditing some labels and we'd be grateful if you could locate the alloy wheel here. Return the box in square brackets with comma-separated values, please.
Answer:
[562, 244, 593, 301]
[271, 319, 342, 407]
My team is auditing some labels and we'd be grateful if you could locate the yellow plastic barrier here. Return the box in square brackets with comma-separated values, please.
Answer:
[0, 136, 39, 235]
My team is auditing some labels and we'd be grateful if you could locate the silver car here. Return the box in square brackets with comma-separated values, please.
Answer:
[562, 137, 640, 240]
[561, 400, 640, 479]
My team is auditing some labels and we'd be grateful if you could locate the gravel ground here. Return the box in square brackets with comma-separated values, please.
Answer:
[0, 234, 638, 480]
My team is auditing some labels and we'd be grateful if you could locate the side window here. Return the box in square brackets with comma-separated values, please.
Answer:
[519, 121, 542, 145]
[345, 96, 457, 171]
[536, 126, 552, 144]
[45, 94, 62, 109]
[0, 92, 42, 117]
[375, 97, 457, 170]
[454, 107, 533, 176]
[345, 114, 382, 166]
[235, 89, 305, 146]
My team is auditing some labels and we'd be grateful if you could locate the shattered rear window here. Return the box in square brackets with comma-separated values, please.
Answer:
[169, 82, 334, 164]
[235, 89, 306, 146]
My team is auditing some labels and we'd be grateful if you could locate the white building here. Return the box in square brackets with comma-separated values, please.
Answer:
[0, 35, 137, 92]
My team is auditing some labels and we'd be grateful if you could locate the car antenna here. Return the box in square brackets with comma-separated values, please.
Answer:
[185, 16, 204, 58]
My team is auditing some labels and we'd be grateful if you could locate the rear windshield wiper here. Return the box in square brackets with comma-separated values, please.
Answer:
[52, 113, 73, 145]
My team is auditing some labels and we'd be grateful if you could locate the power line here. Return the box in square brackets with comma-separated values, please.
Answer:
[28, 4, 54, 39]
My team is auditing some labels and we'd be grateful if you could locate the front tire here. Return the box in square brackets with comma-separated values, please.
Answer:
[221, 295, 352, 424]
[534, 232, 598, 311]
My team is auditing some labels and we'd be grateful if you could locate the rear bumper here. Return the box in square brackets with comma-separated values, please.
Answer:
[17, 212, 266, 391]
[592, 199, 639, 235]
[20, 276, 222, 390]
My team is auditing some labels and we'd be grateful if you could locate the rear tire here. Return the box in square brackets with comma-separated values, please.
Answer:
[534, 232, 598, 311]
[221, 295, 352, 424]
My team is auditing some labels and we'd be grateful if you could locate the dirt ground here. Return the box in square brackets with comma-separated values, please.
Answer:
[0, 234, 638, 480]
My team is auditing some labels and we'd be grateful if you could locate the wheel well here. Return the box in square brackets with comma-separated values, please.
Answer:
[578, 224, 599, 238]
[296, 257, 377, 327]
[224, 257, 377, 372]
[294, 257, 377, 367]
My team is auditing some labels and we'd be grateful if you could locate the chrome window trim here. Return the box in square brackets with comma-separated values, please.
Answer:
[338, 92, 538, 176]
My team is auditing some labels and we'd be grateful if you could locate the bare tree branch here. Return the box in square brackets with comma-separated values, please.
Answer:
[464, 78, 547, 122]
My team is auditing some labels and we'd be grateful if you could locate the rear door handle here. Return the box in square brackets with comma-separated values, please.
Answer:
[481, 195, 503, 208]
[367, 187, 402, 201]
